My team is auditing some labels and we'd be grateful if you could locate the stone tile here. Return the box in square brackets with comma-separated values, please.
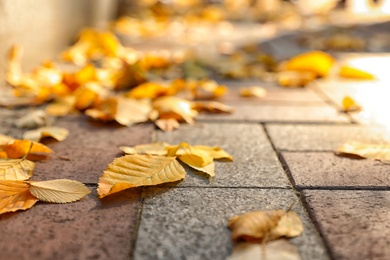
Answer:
[303, 190, 390, 260]
[33, 148, 122, 183]
[135, 187, 329, 260]
[43, 115, 154, 151]
[197, 104, 350, 123]
[157, 123, 290, 188]
[266, 124, 390, 151]
[0, 188, 142, 260]
[283, 152, 390, 188]
[218, 81, 327, 105]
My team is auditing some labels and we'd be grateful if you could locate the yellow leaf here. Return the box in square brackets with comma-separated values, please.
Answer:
[4, 140, 52, 159]
[46, 96, 76, 116]
[191, 80, 227, 100]
[336, 141, 390, 161]
[193, 101, 234, 114]
[166, 142, 214, 168]
[342, 96, 361, 112]
[28, 179, 91, 203]
[115, 97, 152, 126]
[0, 180, 38, 215]
[119, 142, 169, 155]
[339, 66, 375, 80]
[98, 154, 186, 198]
[126, 82, 171, 99]
[228, 210, 303, 242]
[152, 96, 197, 124]
[193, 145, 233, 161]
[155, 118, 180, 132]
[0, 157, 35, 180]
[227, 240, 301, 260]
[239, 86, 267, 98]
[74, 84, 99, 111]
[284, 51, 334, 77]
[278, 71, 317, 88]
[23, 126, 69, 142]
[188, 161, 215, 177]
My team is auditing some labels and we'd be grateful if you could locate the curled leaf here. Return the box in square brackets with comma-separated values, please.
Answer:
[342, 96, 361, 112]
[166, 142, 214, 168]
[155, 118, 180, 132]
[4, 140, 52, 159]
[152, 96, 197, 124]
[23, 126, 69, 142]
[193, 101, 234, 113]
[339, 66, 375, 80]
[0, 180, 39, 215]
[98, 154, 186, 198]
[284, 51, 334, 77]
[28, 179, 91, 203]
[239, 86, 267, 98]
[120, 142, 169, 155]
[0, 157, 35, 180]
[336, 141, 390, 161]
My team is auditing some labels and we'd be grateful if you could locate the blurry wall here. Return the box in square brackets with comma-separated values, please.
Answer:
[0, 0, 118, 81]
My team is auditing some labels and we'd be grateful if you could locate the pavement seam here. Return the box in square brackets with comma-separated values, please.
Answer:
[131, 187, 145, 260]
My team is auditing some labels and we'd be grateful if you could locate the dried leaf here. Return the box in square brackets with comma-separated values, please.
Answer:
[28, 179, 90, 203]
[0, 180, 39, 215]
[277, 71, 317, 88]
[0, 157, 35, 181]
[166, 142, 214, 167]
[227, 240, 301, 260]
[98, 154, 186, 198]
[4, 140, 52, 159]
[284, 51, 334, 77]
[46, 96, 76, 116]
[155, 118, 180, 132]
[193, 101, 234, 113]
[126, 82, 172, 99]
[239, 86, 267, 98]
[228, 210, 303, 242]
[339, 66, 375, 80]
[192, 145, 233, 161]
[342, 96, 361, 112]
[191, 80, 227, 100]
[115, 97, 152, 126]
[187, 161, 215, 177]
[120, 142, 169, 155]
[336, 141, 390, 161]
[14, 110, 47, 129]
[152, 96, 197, 124]
[23, 126, 69, 142]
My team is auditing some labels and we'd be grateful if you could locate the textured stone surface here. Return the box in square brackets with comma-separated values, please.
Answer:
[157, 123, 290, 188]
[283, 152, 390, 188]
[266, 124, 390, 151]
[303, 190, 390, 260]
[0, 189, 141, 260]
[135, 187, 329, 260]
[197, 105, 350, 123]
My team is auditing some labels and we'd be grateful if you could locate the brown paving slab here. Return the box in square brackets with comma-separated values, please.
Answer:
[283, 152, 390, 188]
[303, 190, 390, 260]
[33, 147, 121, 183]
[266, 124, 390, 151]
[43, 115, 154, 151]
[197, 105, 350, 123]
[156, 123, 290, 188]
[0, 188, 141, 260]
[219, 81, 327, 105]
[135, 187, 330, 260]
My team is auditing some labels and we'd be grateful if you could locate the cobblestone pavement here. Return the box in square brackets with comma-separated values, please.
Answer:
[1, 23, 390, 260]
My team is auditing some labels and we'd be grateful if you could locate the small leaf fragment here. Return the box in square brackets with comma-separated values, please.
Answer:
[336, 141, 390, 161]
[115, 97, 152, 126]
[0, 180, 39, 215]
[339, 66, 375, 80]
[284, 51, 334, 77]
[0, 157, 35, 180]
[29, 179, 91, 203]
[155, 118, 180, 132]
[342, 96, 361, 112]
[152, 96, 198, 124]
[187, 161, 215, 177]
[98, 154, 186, 198]
[23, 126, 69, 142]
[239, 86, 267, 98]
[193, 101, 234, 113]
[120, 142, 169, 155]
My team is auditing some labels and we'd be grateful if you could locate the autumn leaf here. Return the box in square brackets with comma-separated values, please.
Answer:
[155, 118, 180, 132]
[339, 66, 375, 80]
[277, 71, 317, 88]
[191, 80, 227, 100]
[166, 142, 214, 167]
[98, 154, 186, 198]
[187, 161, 215, 177]
[228, 210, 303, 242]
[23, 126, 69, 142]
[192, 145, 233, 161]
[342, 96, 361, 112]
[336, 141, 390, 161]
[0, 157, 35, 181]
[126, 82, 173, 99]
[152, 96, 198, 124]
[227, 240, 301, 260]
[4, 140, 52, 159]
[115, 97, 152, 126]
[120, 142, 169, 155]
[284, 51, 334, 77]
[239, 86, 267, 98]
[46, 96, 76, 117]
[28, 179, 90, 203]
[14, 110, 47, 129]
[0, 180, 39, 215]
[193, 101, 234, 114]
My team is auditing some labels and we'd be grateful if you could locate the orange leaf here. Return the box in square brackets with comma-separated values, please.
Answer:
[0, 180, 38, 215]
[284, 51, 334, 77]
[339, 66, 375, 80]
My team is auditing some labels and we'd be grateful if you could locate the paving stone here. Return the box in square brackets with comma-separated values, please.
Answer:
[135, 187, 329, 260]
[33, 147, 121, 183]
[157, 123, 290, 188]
[197, 104, 350, 123]
[266, 124, 390, 151]
[218, 81, 327, 105]
[0, 188, 141, 260]
[283, 152, 390, 188]
[303, 190, 390, 260]
[43, 115, 154, 151]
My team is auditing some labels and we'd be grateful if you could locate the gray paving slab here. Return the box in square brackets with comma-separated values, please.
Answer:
[0, 188, 141, 260]
[266, 124, 390, 151]
[135, 187, 329, 260]
[156, 123, 290, 188]
[283, 152, 390, 188]
[303, 190, 390, 260]
[218, 81, 327, 105]
[197, 104, 350, 123]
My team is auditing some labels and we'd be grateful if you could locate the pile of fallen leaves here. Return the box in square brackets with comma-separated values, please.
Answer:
[227, 205, 304, 259]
